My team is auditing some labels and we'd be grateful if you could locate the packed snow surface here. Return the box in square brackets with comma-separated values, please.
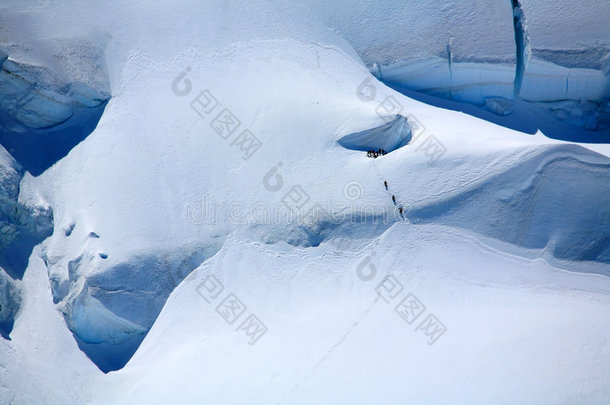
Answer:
[0, 1, 609, 404]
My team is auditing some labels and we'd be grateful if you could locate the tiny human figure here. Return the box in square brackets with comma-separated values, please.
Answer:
[398, 207, 403, 215]
[384, 181, 388, 190]
[392, 195, 396, 204]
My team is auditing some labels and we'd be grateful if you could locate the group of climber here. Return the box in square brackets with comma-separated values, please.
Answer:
[384, 181, 405, 217]
[367, 149, 387, 158]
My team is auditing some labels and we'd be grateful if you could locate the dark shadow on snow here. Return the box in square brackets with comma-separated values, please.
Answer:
[0, 101, 109, 176]
[389, 84, 610, 143]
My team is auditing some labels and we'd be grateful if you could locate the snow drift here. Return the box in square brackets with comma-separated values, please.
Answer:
[407, 144, 610, 266]
[337, 114, 412, 153]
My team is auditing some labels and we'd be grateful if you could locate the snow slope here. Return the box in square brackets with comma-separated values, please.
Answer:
[0, 0, 609, 403]
[97, 224, 610, 404]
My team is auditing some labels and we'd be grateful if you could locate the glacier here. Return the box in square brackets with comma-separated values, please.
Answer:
[0, 0, 609, 404]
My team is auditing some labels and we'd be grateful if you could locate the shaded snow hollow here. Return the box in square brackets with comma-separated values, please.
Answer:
[338, 115, 412, 153]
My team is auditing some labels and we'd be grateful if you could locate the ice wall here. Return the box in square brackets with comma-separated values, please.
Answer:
[0, 146, 53, 338]
[519, 0, 610, 130]
[0, 10, 110, 175]
[303, 1, 517, 105]
[44, 236, 224, 372]
[303, 0, 610, 133]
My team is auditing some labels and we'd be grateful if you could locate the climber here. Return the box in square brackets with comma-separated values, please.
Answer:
[384, 181, 388, 190]
[392, 195, 396, 205]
